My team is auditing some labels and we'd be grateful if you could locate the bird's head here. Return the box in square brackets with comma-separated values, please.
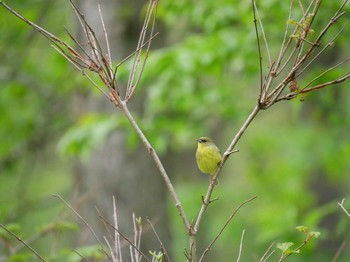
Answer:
[197, 137, 214, 148]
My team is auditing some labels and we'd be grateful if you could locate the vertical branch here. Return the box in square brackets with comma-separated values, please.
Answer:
[252, 0, 264, 97]
[189, 235, 197, 262]
[98, 4, 113, 72]
[236, 229, 246, 262]
[253, 0, 272, 66]
[274, 0, 294, 72]
[126, 0, 158, 101]
[113, 196, 122, 261]
[275, 0, 315, 76]
[132, 213, 142, 262]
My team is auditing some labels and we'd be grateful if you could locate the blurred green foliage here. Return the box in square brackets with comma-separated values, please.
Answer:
[0, 0, 350, 261]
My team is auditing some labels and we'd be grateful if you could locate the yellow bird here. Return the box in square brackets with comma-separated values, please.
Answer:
[196, 137, 222, 176]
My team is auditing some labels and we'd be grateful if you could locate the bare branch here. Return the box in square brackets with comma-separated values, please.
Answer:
[113, 196, 123, 261]
[104, 236, 116, 262]
[259, 242, 276, 262]
[146, 218, 171, 262]
[97, 213, 152, 262]
[118, 101, 190, 232]
[0, 224, 47, 262]
[332, 240, 347, 262]
[72, 250, 89, 262]
[236, 229, 246, 262]
[194, 105, 260, 235]
[199, 196, 257, 262]
[297, 18, 350, 77]
[274, 0, 294, 74]
[275, 0, 316, 76]
[98, 4, 112, 70]
[338, 198, 350, 218]
[52, 194, 111, 260]
[132, 213, 142, 262]
[253, 0, 272, 66]
[252, 0, 264, 96]
[304, 57, 350, 88]
[126, 0, 158, 101]
[301, 71, 350, 93]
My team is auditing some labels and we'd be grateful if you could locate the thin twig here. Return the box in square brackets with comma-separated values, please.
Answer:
[132, 213, 142, 262]
[10, 223, 55, 253]
[303, 57, 350, 89]
[338, 198, 350, 218]
[199, 196, 257, 262]
[104, 236, 116, 262]
[296, 0, 347, 68]
[98, 4, 112, 70]
[0, 224, 47, 262]
[297, 18, 350, 77]
[113, 196, 123, 261]
[236, 229, 246, 262]
[274, 0, 294, 72]
[252, 0, 264, 96]
[72, 250, 89, 262]
[126, 0, 158, 101]
[146, 218, 171, 262]
[259, 242, 276, 262]
[301, 71, 350, 94]
[97, 213, 152, 262]
[332, 240, 347, 262]
[254, 0, 272, 66]
[111, 31, 159, 92]
[52, 194, 111, 259]
[275, 0, 316, 76]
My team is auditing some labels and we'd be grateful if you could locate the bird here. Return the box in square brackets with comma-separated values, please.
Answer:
[196, 137, 222, 177]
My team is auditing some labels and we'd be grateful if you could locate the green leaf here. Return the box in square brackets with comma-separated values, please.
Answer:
[285, 249, 300, 255]
[149, 251, 163, 261]
[276, 242, 294, 253]
[136, 217, 142, 224]
[309, 231, 321, 238]
[296, 225, 309, 233]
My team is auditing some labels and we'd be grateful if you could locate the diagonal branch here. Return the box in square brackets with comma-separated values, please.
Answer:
[97, 212, 152, 262]
[193, 105, 260, 234]
[199, 196, 257, 262]
[338, 198, 350, 218]
[118, 101, 191, 231]
[0, 224, 47, 262]
[52, 194, 111, 260]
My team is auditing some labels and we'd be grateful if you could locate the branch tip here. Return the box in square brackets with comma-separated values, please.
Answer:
[224, 149, 239, 157]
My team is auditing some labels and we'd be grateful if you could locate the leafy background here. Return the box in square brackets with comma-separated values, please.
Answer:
[0, 0, 349, 261]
